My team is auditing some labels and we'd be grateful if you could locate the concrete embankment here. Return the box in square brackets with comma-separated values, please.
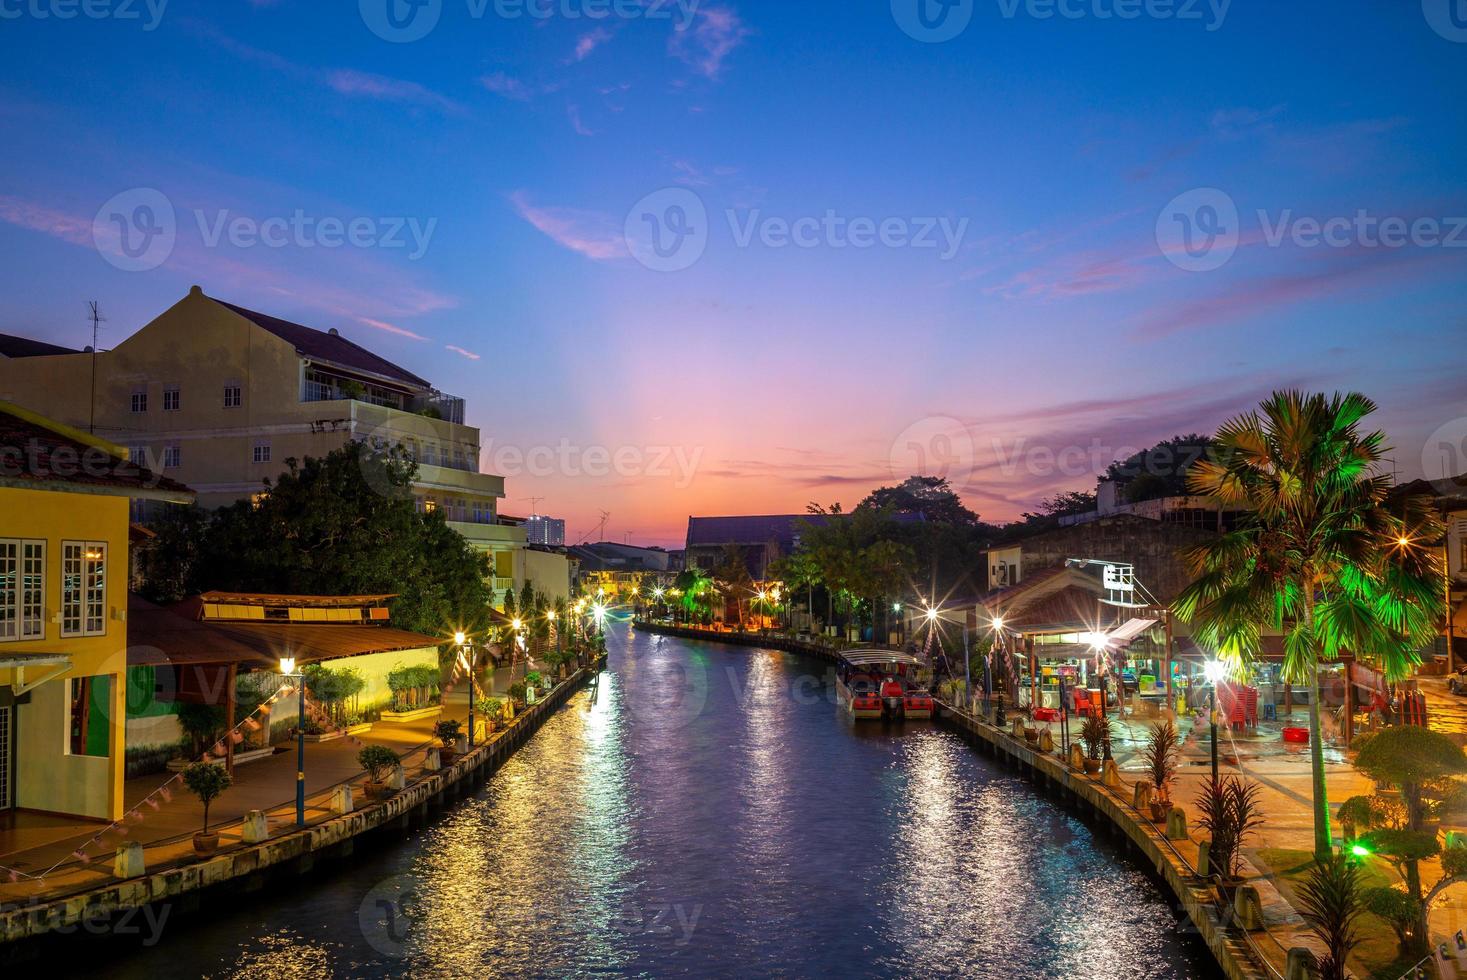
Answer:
[0, 658, 605, 959]
[634, 621, 1274, 980]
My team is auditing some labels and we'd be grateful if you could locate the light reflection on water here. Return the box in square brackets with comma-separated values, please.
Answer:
[102, 626, 1215, 979]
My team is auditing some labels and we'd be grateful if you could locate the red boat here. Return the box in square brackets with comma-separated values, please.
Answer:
[836, 649, 931, 721]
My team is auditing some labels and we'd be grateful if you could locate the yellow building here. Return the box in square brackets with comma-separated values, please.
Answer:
[0, 401, 193, 819]
[0, 287, 567, 607]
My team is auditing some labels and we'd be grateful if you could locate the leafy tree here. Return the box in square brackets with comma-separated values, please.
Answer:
[1106, 433, 1218, 501]
[714, 543, 754, 624]
[672, 567, 718, 623]
[1354, 726, 1467, 950]
[1173, 391, 1446, 856]
[181, 761, 232, 835]
[138, 442, 492, 639]
[859, 475, 978, 526]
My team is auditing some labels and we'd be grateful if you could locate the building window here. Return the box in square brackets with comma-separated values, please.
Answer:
[128, 446, 146, 467]
[253, 442, 271, 464]
[163, 445, 181, 469]
[223, 384, 242, 408]
[0, 540, 45, 642]
[62, 541, 106, 637]
[68, 676, 111, 757]
[162, 386, 180, 411]
[130, 390, 147, 413]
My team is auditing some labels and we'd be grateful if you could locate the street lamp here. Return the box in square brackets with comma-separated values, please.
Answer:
[1202, 659, 1226, 781]
[456, 631, 478, 749]
[279, 656, 305, 828]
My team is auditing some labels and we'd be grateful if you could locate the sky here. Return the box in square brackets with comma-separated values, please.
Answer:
[1, 0, 1464, 547]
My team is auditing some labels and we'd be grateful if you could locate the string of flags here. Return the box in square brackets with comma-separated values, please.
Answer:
[1, 679, 297, 884]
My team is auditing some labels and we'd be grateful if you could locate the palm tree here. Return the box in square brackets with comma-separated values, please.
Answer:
[1174, 391, 1445, 856]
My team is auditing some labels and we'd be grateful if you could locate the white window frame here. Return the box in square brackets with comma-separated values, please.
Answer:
[223, 384, 242, 408]
[130, 389, 147, 413]
[163, 445, 181, 469]
[253, 441, 271, 464]
[162, 386, 180, 411]
[0, 540, 42, 641]
[61, 541, 106, 638]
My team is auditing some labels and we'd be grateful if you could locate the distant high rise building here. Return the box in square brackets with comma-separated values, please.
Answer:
[526, 515, 565, 546]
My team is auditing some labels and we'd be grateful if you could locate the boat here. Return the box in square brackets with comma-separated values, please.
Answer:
[836, 648, 931, 721]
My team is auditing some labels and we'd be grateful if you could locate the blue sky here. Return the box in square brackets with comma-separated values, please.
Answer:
[1, 0, 1464, 545]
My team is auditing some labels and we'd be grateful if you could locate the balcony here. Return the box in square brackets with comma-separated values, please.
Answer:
[447, 521, 526, 548]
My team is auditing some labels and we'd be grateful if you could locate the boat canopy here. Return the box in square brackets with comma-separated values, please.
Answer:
[841, 648, 927, 669]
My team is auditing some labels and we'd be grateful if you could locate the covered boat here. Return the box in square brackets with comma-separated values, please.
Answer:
[836, 648, 931, 721]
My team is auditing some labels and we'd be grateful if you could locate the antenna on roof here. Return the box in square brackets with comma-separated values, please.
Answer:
[522, 496, 546, 516]
[86, 301, 106, 434]
[577, 510, 611, 545]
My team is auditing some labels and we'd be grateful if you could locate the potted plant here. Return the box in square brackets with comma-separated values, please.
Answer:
[507, 680, 529, 710]
[182, 761, 232, 856]
[1196, 775, 1265, 892]
[1143, 720, 1181, 821]
[434, 719, 462, 764]
[358, 745, 400, 799]
[1079, 714, 1111, 775]
[525, 671, 544, 703]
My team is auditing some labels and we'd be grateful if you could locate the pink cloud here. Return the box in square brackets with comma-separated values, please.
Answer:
[446, 344, 481, 360]
[357, 317, 429, 341]
[573, 27, 613, 62]
[669, 6, 750, 79]
[508, 191, 627, 261]
[481, 72, 532, 101]
[325, 70, 463, 113]
[567, 104, 595, 137]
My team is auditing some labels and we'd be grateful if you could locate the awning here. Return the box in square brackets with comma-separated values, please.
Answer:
[841, 649, 927, 668]
[1104, 618, 1158, 648]
[0, 652, 72, 671]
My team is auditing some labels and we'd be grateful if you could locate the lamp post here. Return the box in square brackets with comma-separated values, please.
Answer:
[455, 631, 480, 748]
[1203, 660, 1225, 781]
[279, 656, 305, 828]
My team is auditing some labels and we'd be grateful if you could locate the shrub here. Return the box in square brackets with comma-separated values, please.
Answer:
[1142, 720, 1180, 800]
[358, 745, 399, 782]
[1079, 714, 1112, 761]
[1362, 886, 1419, 956]
[1196, 775, 1264, 880]
[1296, 852, 1364, 980]
[434, 719, 462, 748]
[508, 681, 528, 705]
[181, 761, 232, 834]
[525, 671, 544, 689]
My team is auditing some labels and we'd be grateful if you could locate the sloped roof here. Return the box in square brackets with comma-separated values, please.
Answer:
[213, 297, 431, 390]
[0, 332, 80, 358]
[686, 514, 830, 552]
[0, 402, 193, 501]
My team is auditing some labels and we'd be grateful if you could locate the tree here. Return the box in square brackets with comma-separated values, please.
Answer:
[1173, 391, 1446, 856]
[1106, 433, 1218, 502]
[859, 475, 978, 526]
[181, 761, 232, 836]
[1353, 726, 1467, 951]
[138, 442, 493, 638]
[714, 544, 754, 624]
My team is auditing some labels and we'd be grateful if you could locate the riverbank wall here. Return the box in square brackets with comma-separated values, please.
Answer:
[633, 621, 1275, 980]
[0, 657, 606, 960]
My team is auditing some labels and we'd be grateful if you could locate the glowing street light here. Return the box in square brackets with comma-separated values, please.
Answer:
[991, 616, 1004, 632]
[924, 606, 939, 623]
[279, 655, 305, 827]
[456, 632, 478, 749]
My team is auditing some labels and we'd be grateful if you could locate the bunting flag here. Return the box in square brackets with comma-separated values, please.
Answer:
[230, 731, 244, 744]
[146, 798, 160, 810]
[72, 850, 89, 865]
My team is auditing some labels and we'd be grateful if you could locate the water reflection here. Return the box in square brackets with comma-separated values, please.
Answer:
[102, 626, 1213, 979]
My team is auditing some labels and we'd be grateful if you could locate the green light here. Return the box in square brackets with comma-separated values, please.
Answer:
[1350, 843, 1370, 858]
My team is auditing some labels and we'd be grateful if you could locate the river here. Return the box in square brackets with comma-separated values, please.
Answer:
[103, 625, 1216, 979]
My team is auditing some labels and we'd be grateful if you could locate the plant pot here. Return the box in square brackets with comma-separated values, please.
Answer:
[439, 749, 456, 766]
[192, 832, 220, 856]
[1023, 728, 1039, 744]
[1083, 757, 1102, 775]
[1148, 801, 1170, 822]
[363, 778, 389, 799]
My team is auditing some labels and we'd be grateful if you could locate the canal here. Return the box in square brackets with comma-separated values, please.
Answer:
[105, 626, 1216, 978]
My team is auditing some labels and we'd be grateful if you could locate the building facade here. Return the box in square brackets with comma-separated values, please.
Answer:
[525, 515, 566, 546]
[0, 287, 557, 606]
[0, 401, 192, 819]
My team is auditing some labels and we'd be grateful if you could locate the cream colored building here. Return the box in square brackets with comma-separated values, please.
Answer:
[0, 287, 567, 606]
